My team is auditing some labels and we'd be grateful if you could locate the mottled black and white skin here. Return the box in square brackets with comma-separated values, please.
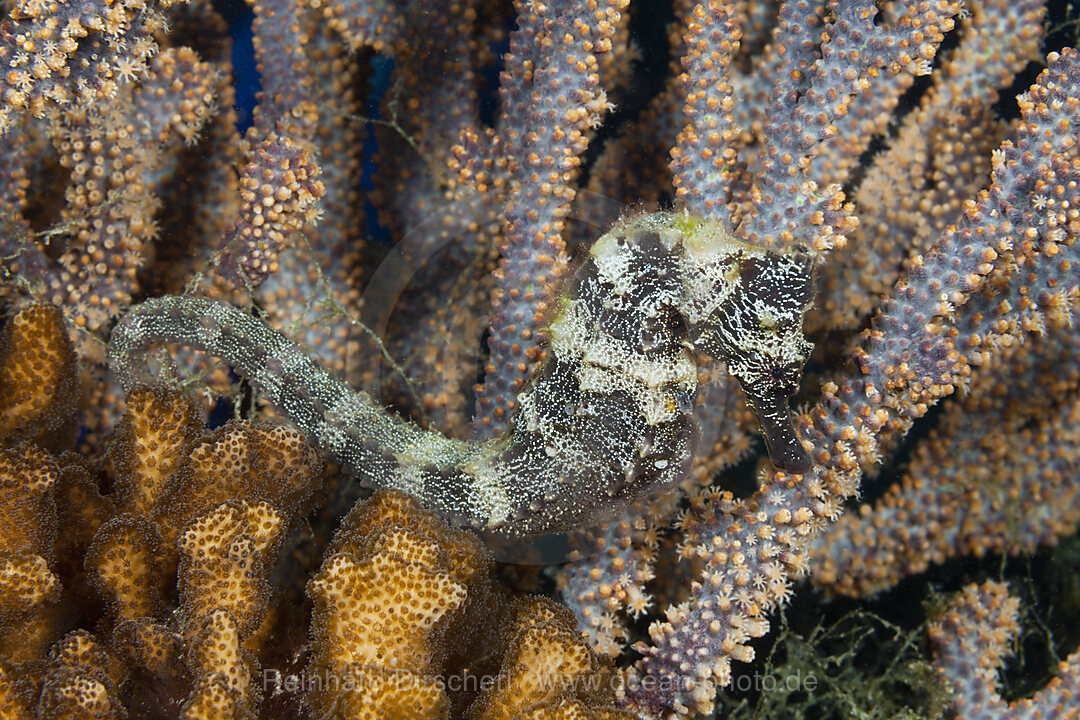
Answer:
[109, 212, 815, 537]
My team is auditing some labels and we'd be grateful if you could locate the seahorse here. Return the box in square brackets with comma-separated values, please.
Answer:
[109, 211, 815, 536]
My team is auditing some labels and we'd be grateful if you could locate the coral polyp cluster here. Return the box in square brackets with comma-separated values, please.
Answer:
[1, 0, 1080, 717]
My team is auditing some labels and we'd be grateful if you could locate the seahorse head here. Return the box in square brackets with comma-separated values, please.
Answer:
[683, 224, 816, 474]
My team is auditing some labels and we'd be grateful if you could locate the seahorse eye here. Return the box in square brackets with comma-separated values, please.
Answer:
[763, 361, 804, 397]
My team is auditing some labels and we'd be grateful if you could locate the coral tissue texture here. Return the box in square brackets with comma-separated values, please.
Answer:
[1, 0, 1080, 718]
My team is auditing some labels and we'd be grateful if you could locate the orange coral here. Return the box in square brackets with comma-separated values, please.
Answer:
[111, 618, 182, 681]
[36, 631, 126, 720]
[467, 597, 634, 720]
[182, 607, 257, 718]
[0, 444, 62, 668]
[178, 500, 287, 635]
[0, 553, 59, 652]
[108, 385, 202, 518]
[0, 660, 35, 718]
[177, 500, 289, 715]
[0, 359, 642, 720]
[0, 305, 79, 451]
[0, 374, 329, 718]
[306, 490, 475, 719]
[85, 515, 167, 624]
[306, 490, 632, 720]
[91, 389, 325, 716]
[85, 396, 325, 608]
[0, 443, 57, 558]
[160, 420, 324, 537]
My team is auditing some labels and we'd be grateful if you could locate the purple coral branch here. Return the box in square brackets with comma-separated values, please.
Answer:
[618, 43, 1080, 720]
[930, 581, 1080, 719]
[739, 0, 958, 252]
[462, 0, 628, 438]
[669, 0, 742, 223]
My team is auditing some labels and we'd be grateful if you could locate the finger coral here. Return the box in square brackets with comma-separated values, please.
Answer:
[36, 631, 126, 720]
[0, 319, 331, 718]
[0, 304, 78, 450]
[0, 443, 62, 670]
[306, 489, 489, 719]
[307, 489, 633, 720]
[467, 596, 635, 720]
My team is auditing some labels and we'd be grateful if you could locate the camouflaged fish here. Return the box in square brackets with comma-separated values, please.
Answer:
[109, 212, 815, 536]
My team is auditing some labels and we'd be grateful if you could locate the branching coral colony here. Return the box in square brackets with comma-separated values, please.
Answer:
[0, 0, 1079, 718]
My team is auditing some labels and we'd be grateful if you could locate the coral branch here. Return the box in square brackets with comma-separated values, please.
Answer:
[930, 581, 1080, 719]
[1, 1, 1078, 718]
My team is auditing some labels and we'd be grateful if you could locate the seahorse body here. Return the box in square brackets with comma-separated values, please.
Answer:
[109, 212, 814, 536]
